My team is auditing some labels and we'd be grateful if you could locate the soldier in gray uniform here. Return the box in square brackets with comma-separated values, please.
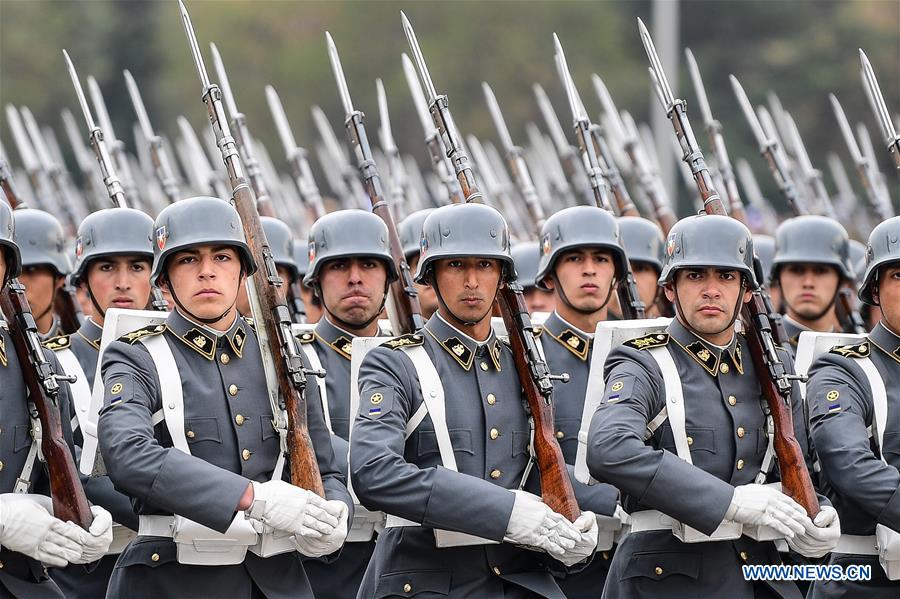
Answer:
[771, 216, 854, 347]
[533, 206, 627, 596]
[0, 198, 114, 598]
[299, 209, 397, 599]
[97, 196, 353, 599]
[398, 208, 438, 319]
[12, 208, 71, 340]
[511, 241, 555, 315]
[352, 202, 598, 599]
[293, 238, 321, 325]
[235, 217, 298, 319]
[808, 215, 900, 598]
[587, 214, 840, 599]
[45, 208, 154, 598]
[618, 216, 666, 318]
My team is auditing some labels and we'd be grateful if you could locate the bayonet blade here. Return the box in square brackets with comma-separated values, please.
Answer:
[376, 78, 397, 153]
[482, 82, 515, 153]
[684, 48, 714, 125]
[311, 105, 349, 167]
[325, 32, 354, 115]
[552, 34, 584, 123]
[19, 107, 53, 169]
[729, 74, 770, 149]
[533, 83, 570, 155]
[62, 50, 97, 133]
[265, 85, 299, 158]
[860, 48, 898, 144]
[86, 76, 118, 142]
[591, 74, 627, 143]
[400, 12, 438, 103]
[401, 53, 434, 135]
[178, 0, 212, 92]
[637, 18, 675, 110]
[124, 69, 156, 141]
[5, 105, 40, 170]
[828, 93, 864, 163]
[209, 43, 240, 119]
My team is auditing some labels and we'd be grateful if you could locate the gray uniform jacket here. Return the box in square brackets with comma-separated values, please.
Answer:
[98, 310, 352, 599]
[299, 316, 375, 599]
[586, 318, 816, 599]
[807, 322, 900, 598]
[351, 314, 572, 598]
[0, 328, 75, 599]
[539, 311, 620, 597]
[45, 318, 137, 599]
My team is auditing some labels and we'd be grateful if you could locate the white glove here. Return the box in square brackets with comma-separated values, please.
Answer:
[292, 500, 349, 558]
[70, 505, 114, 564]
[724, 484, 808, 539]
[556, 511, 599, 567]
[787, 506, 841, 558]
[246, 481, 338, 536]
[504, 490, 580, 557]
[0, 493, 83, 568]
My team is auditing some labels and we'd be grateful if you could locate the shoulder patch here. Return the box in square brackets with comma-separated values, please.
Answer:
[118, 324, 166, 345]
[381, 333, 424, 350]
[829, 342, 870, 359]
[296, 331, 315, 344]
[42, 335, 71, 351]
[623, 333, 669, 351]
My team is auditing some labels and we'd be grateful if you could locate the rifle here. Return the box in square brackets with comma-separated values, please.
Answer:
[856, 124, 895, 217]
[311, 105, 368, 210]
[525, 121, 576, 209]
[265, 85, 328, 220]
[176, 116, 230, 199]
[5, 105, 49, 212]
[552, 36, 646, 320]
[63, 51, 170, 314]
[467, 135, 532, 241]
[325, 32, 424, 336]
[640, 19, 819, 518]
[403, 12, 578, 521]
[401, 53, 463, 205]
[178, 0, 324, 496]
[124, 70, 181, 205]
[684, 49, 748, 225]
[85, 76, 141, 209]
[61, 109, 104, 211]
[376, 78, 415, 218]
[781, 113, 838, 219]
[860, 49, 900, 171]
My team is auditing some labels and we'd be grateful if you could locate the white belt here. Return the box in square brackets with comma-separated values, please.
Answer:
[628, 510, 745, 543]
[138, 515, 176, 538]
[108, 524, 138, 555]
[834, 534, 878, 556]
[384, 514, 497, 547]
[629, 510, 677, 533]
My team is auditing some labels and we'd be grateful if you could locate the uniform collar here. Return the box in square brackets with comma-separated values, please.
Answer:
[167, 309, 249, 360]
[76, 317, 104, 350]
[667, 318, 744, 377]
[425, 313, 502, 372]
[870, 322, 900, 364]
[38, 314, 63, 342]
[315, 316, 356, 360]
[542, 311, 592, 361]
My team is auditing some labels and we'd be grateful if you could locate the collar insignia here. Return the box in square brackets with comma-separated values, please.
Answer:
[329, 335, 353, 360]
[0, 334, 6, 366]
[552, 328, 589, 361]
[439, 335, 474, 370]
[683, 340, 720, 376]
[731, 343, 744, 375]
[230, 326, 246, 357]
[489, 339, 503, 371]
[176, 328, 216, 360]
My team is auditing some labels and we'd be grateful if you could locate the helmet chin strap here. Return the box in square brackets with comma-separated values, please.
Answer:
[430, 268, 498, 328]
[35, 276, 63, 323]
[671, 275, 746, 339]
[550, 272, 616, 316]
[85, 281, 106, 319]
[317, 280, 389, 333]
[165, 269, 243, 326]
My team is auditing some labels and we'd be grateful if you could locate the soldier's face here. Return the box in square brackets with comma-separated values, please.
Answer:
[666, 268, 751, 340]
[19, 265, 63, 316]
[163, 245, 244, 322]
[631, 261, 660, 310]
[523, 287, 556, 314]
[318, 257, 388, 328]
[433, 257, 501, 324]
[409, 254, 438, 318]
[300, 284, 322, 324]
[85, 256, 152, 320]
[777, 263, 840, 320]
[547, 248, 617, 311]
[875, 264, 900, 333]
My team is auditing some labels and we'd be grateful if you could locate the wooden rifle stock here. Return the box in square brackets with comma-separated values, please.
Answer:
[54, 284, 85, 334]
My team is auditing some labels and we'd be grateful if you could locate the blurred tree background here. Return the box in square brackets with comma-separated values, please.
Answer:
[1, 0, 897, 230]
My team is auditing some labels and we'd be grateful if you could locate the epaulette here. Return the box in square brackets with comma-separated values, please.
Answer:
[829, 341, 870, 359]
[118, 324, 166, 345]
[42, 335, 71, 352]
[381, 333, 424, 350]
[297, 331, 315, 344]
[623, 333, 669, 351]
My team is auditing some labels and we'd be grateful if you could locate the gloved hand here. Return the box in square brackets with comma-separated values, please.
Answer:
[292, 500, 349, 558]
[724, 484, 807, 539]
[556, 511, 599, 566]
[787, 506, 841, 558]
[504, 490, 580, 557]
[70, 505, 114, 564]
[246, 481, 338, 537]
[0, 493, 83, 568]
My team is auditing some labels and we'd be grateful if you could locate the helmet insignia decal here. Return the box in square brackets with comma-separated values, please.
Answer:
[75, 236, 84, 257]
[308, 241, 316, 264]
[156, 226, 168, 251]
[541, 234, 551, 256]
[665, 233, 677, 257]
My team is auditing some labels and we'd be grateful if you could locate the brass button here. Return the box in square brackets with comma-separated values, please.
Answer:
[686, 436, 693, 446]
[229, 384, 238, 396]
[151, 553, 160, 562]
[486, 393, 496, 405]
[0, 560, 4, 568]
[0, 460, 4, 472]
[490, 428, 500, 440]
[403, 583, 412, 593]
[736, 459, 745, 470]
[235, 414, 245, 426]
[220, 353, 230, 365]
[186, 431, 195, 439]
[654, 566, 663, 576]
[493, 566, 501, 576]
[740, 551, 749, 561]
[602, 551, 609, 560]
[480, 361, 489, 371]
[719, 363, 730, 374]
[242, 449, 252, 461]
[556, 430, 565, 439]
[737, 426, 745, 438]
[490, 469, 502, 479]
[728, 395, 737, 406]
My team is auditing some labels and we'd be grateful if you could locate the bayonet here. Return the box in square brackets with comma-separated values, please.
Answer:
[86, 76, 140, 205]
[311, 105, 367, 208]
[782, 112, 837, 218]
[61, 109, 103, 209]
[5, 104, 47, 207]
[860, 49, 900, 169]
[176, 115, 229, 198]
[525, 121, 574, 207]
[856, 123, 894, 217]
[377, 78, 414, 216]
[532, 82, 592, 205]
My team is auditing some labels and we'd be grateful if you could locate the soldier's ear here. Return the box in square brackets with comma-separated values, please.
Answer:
[662, 281, 676, 303]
